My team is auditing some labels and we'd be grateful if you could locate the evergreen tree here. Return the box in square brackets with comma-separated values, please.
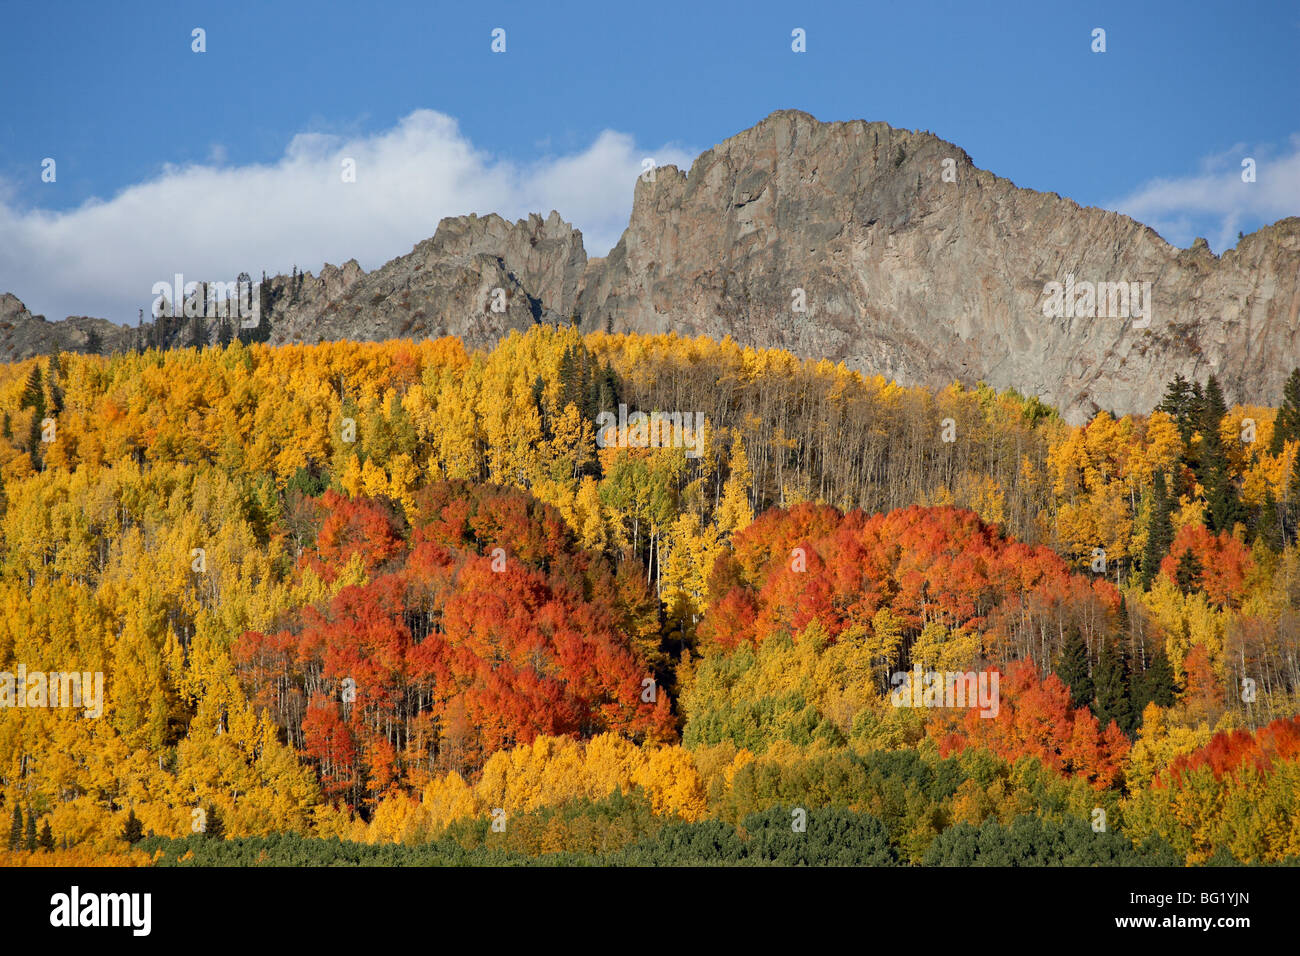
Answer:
[27, 411, 44, 457]
[8, 806, 21, 850]
[121, 807, 143, 844]
[204, 805, 225, 840]
[1093, 638, 1135, 735]
[1158, 374, 1196, 444]
[38, 820, 54, 852]
[1268, 367, 1300, 454]
[586, 362, 621, 438]
[577, 346, 593, 412]
[1290, 450, 1300, 545]
[1202, 374, 1228, 426]
[557, 346, 579, 409]
[1138, 645, 1177, 710]
[1141, 472, 1175, 588]
[46, 353, 64, 415]
[83, 327, 103, 355]
[1199, 376, 1241, 532]
[530, 374, 550, 440]
[1204, 456, 1242, 532]
[23, 810, 36, 851]
[19, 365, 44, 418]
[1254, 490, 1283, 551]
[1055, 624, 1093, 709]
[1175, 547, 1204, 595]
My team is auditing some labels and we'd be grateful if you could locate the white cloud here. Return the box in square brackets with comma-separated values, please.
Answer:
[0, 110, 695, 323]
[1105, 135, 1300, 254]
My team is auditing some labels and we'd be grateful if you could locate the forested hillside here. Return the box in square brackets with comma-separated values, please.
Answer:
[2, 326, 1298, 865]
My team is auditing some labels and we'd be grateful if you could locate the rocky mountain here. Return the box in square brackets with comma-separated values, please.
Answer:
[0, 293, 134, 362]
[4, 110, 1298, 422]
[574, 111, 1300, 423]
[260, 210, 589, 351]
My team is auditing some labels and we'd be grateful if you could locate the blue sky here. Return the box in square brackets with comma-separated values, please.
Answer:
[2, 0, 1297, 322]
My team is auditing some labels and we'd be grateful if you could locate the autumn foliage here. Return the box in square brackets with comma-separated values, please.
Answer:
[1159, 523, 1252, 606]
[701, 502, 1117, 657]
[930, 659, 1130, 789]
[235, 482, 673, 805]
[1, 332, 1298, 862]
[1161, 716, 1300, 784]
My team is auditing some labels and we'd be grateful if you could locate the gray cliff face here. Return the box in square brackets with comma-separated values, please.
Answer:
[263, 210, 588, 351]
[0, 293, 134, 361]
[576, 110, 1300, 423]
[4, 110, 1298, 422]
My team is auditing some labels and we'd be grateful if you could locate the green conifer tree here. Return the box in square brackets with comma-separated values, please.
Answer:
[1093, 638, 1135, 735]
[204, 805, 225, 840]
[121, 807, 143, 844]
[1141, 472, 1175, 588]
[38, 819, 54, 852]
[1175, 547, 1204, 596]
[1139, 645, 1177, 710]
[1055, 624, 1093, 709]
[1268, 367, 1300, 454]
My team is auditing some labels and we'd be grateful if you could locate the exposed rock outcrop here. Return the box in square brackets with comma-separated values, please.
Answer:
[5, 110, 1298, 422]
[577, 111, 1300, 422]
[262, 211, 588, 351]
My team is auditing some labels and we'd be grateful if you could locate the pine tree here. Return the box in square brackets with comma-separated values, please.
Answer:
[121, 807, 143, 844]
[1202, 374, 1228, 426]
[46, 353, 64, 414]
[557, 346, 579, 409]
[19, 365, 44, 418]
[1141, 472, 1175, 588]
[1158, 374, 1196, 444]
[23, 810, 36, 851]
[1116, 595, 1132, 648]
[1055, 624, 1093, 709]
[1254, 490, 1283, 551]
[586, 362, 621, 449]
[1093, 638, 1135, 735]
[38, 820, 54, 852]
[577, 347, 593, 412]
[204, 805, 225, 840]
[8, 806, 21, 850]
[1199, 376, 1241, 532]
[1138, 646, 1177, 709]
[27, 412, 44, 458]
[1290, 450, 1300, 546]
[530, 374, 549, 440]
[1268, 367, 1300, 454]
[1175, 547, 1203, 595]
